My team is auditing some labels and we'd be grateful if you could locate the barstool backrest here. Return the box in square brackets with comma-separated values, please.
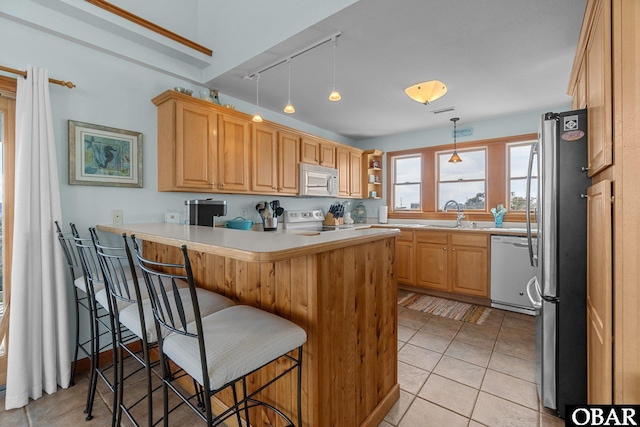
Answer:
[129, 236, 202, 339]
[70, 223, 105, 301]
[54, 221, 83, 281]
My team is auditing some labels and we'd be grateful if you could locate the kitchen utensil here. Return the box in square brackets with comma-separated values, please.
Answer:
[263, 217, 278, 231]
[275, 207, 284, 217]
[225, 217, 254, 230]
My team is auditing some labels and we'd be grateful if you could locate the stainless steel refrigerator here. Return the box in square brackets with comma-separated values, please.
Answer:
[525, 109, 590, 418]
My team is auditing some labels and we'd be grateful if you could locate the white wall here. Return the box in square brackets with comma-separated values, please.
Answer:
[0, 17, 357, 236]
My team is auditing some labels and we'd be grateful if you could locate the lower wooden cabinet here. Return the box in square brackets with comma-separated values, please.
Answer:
[399, 230, 490, 298]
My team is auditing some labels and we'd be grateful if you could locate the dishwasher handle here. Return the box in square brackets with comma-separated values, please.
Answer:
[526, 276, 542, 309]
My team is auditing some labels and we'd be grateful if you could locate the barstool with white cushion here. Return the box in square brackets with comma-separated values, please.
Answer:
[132, 237, 307, 427]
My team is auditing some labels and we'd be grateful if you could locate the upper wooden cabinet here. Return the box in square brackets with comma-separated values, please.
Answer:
[569, 0, 612, 176]
[337, 147, 363, 198]
[300, 136, 336, 168]
[155, 95, 217, 191]
[153, 90, 360, 197]
[217, 113, 250, 192]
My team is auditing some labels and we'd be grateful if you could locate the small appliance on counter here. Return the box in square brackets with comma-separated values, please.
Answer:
[185, 199, 227, 226]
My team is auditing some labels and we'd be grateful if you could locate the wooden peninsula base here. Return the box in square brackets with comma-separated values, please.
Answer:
[109, 224, 400, 427]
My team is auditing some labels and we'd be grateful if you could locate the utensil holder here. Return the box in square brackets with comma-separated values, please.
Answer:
[323, 212, 343, 226]
[263, 217, 278, 231]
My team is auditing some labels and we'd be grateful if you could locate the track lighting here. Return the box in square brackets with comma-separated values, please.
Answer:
[252, 73, 263, 123]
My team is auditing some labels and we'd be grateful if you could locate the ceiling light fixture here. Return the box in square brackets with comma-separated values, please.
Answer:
[405, 80, 447, 105]
[449, 117, 462, 163]
[252, 73, 263, 123]
[284, 59, 295, 114]
[328, 36, 342, 102]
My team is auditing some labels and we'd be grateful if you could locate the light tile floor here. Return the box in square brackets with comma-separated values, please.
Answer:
[381, 290, 565, 427]
[0, 291, 567, 427]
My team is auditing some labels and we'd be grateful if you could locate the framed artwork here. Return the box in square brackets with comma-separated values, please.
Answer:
[68, 120, 142, 187]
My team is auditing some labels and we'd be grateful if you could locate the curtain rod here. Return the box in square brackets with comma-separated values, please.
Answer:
[0, 65, 76, 88]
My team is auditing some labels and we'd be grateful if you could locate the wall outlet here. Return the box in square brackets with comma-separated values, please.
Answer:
[112, 209, 123, 224]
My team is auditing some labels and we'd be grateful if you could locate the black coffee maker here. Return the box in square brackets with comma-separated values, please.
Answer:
[185, 199, 227, 227]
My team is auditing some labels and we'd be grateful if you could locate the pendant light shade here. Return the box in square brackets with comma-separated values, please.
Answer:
[449, 117, 462, 163]
[405, 80, 447, 105]
[252, 73, 263, 123]
[329, 37, 342, 102]
[284, 60, 295, 114]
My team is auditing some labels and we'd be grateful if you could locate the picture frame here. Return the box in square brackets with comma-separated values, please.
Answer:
[68, 120, 143, 188]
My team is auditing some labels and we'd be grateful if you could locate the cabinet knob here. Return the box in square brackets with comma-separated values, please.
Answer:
[452, 248, 456, 251]
[220, 183, 225, 187]
[409, 244, 412, 248]
[443, 248, 446, 251]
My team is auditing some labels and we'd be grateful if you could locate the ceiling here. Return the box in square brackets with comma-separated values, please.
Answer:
[207, 0, 587, 141]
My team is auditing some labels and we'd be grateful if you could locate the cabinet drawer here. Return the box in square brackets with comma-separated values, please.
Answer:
[451, 233, 488, 248]
[397, 229, 414, 242]
[415, 231, 448, 244]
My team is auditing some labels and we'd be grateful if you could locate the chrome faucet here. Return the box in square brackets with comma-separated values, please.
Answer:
[443, 200, 465, 227]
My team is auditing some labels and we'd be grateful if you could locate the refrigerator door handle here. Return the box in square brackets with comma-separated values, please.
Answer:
[525, 276, 542, 309]
[526, 141, 539, 267]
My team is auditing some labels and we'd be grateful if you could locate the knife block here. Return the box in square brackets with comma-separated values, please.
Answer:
[323, 212, 343, 226]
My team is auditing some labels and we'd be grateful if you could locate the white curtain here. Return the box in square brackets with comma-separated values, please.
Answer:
[5, 66, 71, 409]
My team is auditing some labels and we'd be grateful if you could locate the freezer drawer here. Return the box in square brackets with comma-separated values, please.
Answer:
[490, 235, 538, 314]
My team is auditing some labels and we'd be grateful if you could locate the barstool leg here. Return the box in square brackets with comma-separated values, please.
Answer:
[84, 296, 99, 419]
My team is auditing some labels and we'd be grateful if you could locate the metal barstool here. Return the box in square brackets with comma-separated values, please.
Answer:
[132, 236, 307, 427]
[92, 229, 235, 426]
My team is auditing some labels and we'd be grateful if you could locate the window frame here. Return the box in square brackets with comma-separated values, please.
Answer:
[391, 153, 422, 211]
[436, 147, 487, 212]
[386, 133, 537, 222]
[507, 141, 537, 212]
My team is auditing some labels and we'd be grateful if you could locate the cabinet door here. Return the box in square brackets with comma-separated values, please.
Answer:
[396, 231, 415, 285]
[173, 101, 217, 190]
[415, 242, 448, 291]
[300, 137, 319, 164]
[587, 180, 612, 403]
[278, 131, 300, 194]
[349, 150, 362, 198]
[218, 114, 250, 192]
[320, 143, 336, 168]
[251, 123, 278, 193]
[450, 245, 489, 297]
[586, 0, 612, 176]
[337, 147, 351, 197]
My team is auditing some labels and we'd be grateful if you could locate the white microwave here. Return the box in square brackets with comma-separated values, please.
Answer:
[299, 163, 339, 197]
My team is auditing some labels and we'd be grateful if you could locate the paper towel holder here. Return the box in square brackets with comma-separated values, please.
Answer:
[378, 206, 388, 224]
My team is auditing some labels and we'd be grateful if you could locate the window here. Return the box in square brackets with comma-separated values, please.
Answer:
[392, 155, 421, 210]
[437, 148, 486, 210]
[508, 142, 537, 211]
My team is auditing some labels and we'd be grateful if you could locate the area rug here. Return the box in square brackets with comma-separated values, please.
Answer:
[398, 293, 492, 324]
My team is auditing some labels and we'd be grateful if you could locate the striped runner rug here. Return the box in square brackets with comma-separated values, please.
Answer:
[398, 293, 492, 324]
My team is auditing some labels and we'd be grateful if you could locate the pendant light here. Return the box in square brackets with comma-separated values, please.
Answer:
[284, 59, 295, 114]
[449, 117, 462, 163]
[328, 37, 342, 102]
[252, 73, 263, 123]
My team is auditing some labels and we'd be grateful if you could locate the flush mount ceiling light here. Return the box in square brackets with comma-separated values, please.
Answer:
[284, 59, 295, 114]
[328, 36, 342, 102]
[252, 73, 263, 123]
[405, 80, 447, 105]
[449, 117, 462, 163]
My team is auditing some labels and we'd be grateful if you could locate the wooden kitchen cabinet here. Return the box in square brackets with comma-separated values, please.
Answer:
[300, 136, 336, 168]
[413, 230, 489, 298]
[155, 96, 217, 191]
[252, 124, 300, 194]
[217, 113, 250, 192]
[337, 147, 363, 198]
[396, 230, 415, 285]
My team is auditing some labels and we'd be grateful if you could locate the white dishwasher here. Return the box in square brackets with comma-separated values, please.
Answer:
[490, 235, 537, 315]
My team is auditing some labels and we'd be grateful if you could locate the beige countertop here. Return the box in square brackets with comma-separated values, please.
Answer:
[97, 222, 400, 262]
[371, 223, 531, 236]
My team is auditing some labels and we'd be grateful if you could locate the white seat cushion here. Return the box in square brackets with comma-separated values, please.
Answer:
[74, 275, 104, 294]
[118, 288, 235, 343]
[162, 305, 307, 391]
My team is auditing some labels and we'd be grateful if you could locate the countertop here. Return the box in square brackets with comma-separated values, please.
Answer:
[371, 223, 531, 236]
[97, 222, 400, 262]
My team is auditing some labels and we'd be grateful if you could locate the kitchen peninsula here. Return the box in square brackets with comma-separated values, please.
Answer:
[97, 223, 400, 427]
